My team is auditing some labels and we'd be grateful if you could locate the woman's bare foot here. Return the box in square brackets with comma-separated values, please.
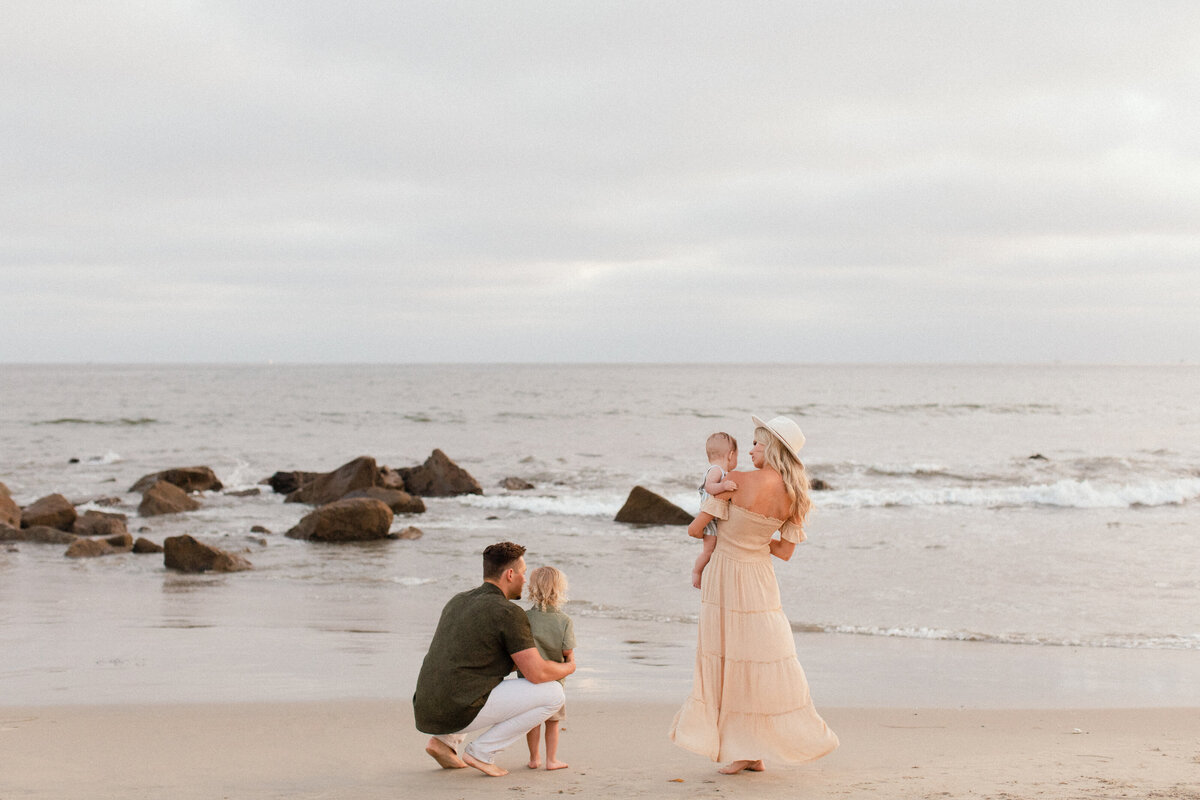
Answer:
[463, 752, 508, 777]
[527, 758, 541, 769]
[718, 759, 765, 774]
[425, 738, 467, 769]
[546, 759, 569, 770]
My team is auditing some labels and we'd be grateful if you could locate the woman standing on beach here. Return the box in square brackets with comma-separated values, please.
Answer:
[669, 414, 839, 774]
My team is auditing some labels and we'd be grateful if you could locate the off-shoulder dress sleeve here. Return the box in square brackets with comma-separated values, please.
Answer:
[699, 495, 729, 520]
[780, 520, 807, 543]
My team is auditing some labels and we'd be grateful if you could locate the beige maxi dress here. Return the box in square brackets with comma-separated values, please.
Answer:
[669, 496, 839, 763]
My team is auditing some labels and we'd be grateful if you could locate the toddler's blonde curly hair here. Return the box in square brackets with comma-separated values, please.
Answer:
[528, 565, 568, 611]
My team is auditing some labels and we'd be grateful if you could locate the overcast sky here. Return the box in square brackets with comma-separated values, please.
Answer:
[3, 1, 1198, 364]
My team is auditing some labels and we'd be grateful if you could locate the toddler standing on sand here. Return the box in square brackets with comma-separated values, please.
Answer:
[692, 432, 739, 588]
[523, 566, 576, 771]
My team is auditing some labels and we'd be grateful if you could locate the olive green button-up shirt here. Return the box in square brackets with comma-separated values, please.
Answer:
[413, 582, 538, 734]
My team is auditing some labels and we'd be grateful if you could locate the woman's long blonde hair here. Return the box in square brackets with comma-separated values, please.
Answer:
[756, 425, 812, 526]
[528, 565, 569, 611]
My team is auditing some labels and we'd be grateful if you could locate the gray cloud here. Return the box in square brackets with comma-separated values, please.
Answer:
[3, 0, 1199, 363]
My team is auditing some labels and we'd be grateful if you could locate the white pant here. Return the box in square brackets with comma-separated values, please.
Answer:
[435, 678, 565, 764]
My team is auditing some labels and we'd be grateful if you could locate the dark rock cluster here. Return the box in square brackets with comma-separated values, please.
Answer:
[1, 450, 493, 572]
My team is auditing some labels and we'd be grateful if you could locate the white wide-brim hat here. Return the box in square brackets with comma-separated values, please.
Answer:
[751, 415, 805, 462]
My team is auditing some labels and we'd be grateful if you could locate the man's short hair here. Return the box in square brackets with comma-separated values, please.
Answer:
[483, 541, 526, 579]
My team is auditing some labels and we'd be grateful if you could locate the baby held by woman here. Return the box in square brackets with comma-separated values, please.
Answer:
[691, 432, 738, 588]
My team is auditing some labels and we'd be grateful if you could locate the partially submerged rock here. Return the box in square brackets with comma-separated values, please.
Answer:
[500, 477, 534, 491]
[264, 470, 323, 495]
[285, 498, 394, 542]
[342, 486, 425, 514]
[164, 535, 252, 573]
[129, 467, 223, 494]
[12, 525, 78, 544]
[139, 481, 201, 517]
[285, 456, 379, 506]
[65, 532, 132, 558]
[65, 538, 118, 558]
[21, 494, 77, 531]
[73, 509, 129, 537]
[614, 486, 693, 526]
[132, 537, 164, 554]
[397, 449, 482, 497]
[0, 482, 20, 528]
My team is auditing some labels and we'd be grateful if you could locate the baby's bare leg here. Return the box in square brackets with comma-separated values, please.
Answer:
[692, 535, 717, 588]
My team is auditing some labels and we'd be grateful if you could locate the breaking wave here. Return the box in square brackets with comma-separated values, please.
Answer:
[819, 477, 1200, 510]
[792, 623, 1200, 651]
[36, 417, 159, 426]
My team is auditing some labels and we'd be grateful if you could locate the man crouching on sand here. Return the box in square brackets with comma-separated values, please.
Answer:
[413, 541, 575, 777]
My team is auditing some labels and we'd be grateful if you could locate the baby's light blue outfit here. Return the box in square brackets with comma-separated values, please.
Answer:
[699, 464, 726, 537]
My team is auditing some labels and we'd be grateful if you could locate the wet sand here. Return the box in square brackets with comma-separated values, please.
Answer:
[3, 700, 1197, 799]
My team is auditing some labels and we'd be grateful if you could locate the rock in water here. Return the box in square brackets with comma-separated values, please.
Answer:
[163, 535, 252, 573]
[0, 482, 20, 528]
[133, 537, 164, 554]
[341, 486, 426, 514]
[139, 481, 201, 516]
[21, 494, 77, 531]
[285, 456, 380, 505]
[396, 450, 482, 497]
[499, 477, 535, 491]
[65, 538, 118, 558]
[129, 467, 223, 494]
[73, 509, 129, 537]
[12, 525, 78, 544]
[614, 486, 693, 526]
[285, 498, 394, 542]
[264, 470, 323, 495]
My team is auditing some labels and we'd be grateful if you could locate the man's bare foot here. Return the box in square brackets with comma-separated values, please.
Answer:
[718, 759, 765, 774]
[527, 758, 541, 769]
[425, 737, 467, 769]
[546, 759, 569, 770]
[463, 752, 508, 777]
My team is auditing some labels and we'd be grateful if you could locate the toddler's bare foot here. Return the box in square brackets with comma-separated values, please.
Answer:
[691, 572, 702, 589]
[546, 759, 569, 770]
[718, 759, 765, 774]
[425, 737, 466, 769]
[463, 752, 508, 776]
[527, 758, 541, 769]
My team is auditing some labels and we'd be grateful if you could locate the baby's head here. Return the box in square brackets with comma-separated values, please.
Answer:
[706, 431, 738, 472]
[528, 565, 569, 612]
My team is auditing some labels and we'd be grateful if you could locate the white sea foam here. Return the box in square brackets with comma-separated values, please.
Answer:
[84, 451, 123, 465]
[814, 624, 1200, 650]
[455, 492, 628, 517]
[820, 477, 1200, 510]
[221, 459, 258, 491]
[452, 478, 1200, 517]
[392, 576, 437, 587]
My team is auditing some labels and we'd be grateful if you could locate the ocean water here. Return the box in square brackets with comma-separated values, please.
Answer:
[1, 364, 1198, 707]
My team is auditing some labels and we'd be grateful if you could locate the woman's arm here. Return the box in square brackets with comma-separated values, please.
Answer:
[688, 512, 714, 539]
[769, 537, 796, 561]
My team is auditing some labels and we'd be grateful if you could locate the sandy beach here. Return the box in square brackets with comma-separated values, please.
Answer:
[3, 699, 1197, 799]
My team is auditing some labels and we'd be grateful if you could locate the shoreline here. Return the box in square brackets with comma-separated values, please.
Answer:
[4, 700, 1197, 799]
[7, 620, 1200, 709]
